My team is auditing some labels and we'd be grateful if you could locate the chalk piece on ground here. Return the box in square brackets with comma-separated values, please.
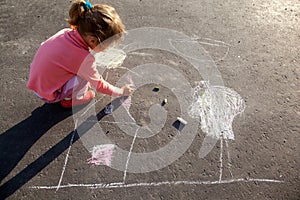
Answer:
[162, 98, 167, 106]
[172, 117, 187, 131]
[104, 104, 114, 114]
[177, 117, 187, 125]
[153, 86, 160, 92]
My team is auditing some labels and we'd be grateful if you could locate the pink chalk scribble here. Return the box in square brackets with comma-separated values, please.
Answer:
[120, 96, 131, 111]
[87, 144, 115, 166]
[120, 75, 134, 111]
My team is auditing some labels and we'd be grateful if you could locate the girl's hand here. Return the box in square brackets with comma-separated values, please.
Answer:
[121, 84, 135, 96]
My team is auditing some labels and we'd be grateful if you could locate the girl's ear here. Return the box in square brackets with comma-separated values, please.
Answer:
[85, 35, 99, 49]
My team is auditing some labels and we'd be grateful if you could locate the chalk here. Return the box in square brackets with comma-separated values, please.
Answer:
[87, 144, 115, 166]
[162, 98, 167, 106]
[153, 86, 160, 92]
[104, 104, 114, 114]
[177, 117, 187, 125]
[31, 178, 284, 190]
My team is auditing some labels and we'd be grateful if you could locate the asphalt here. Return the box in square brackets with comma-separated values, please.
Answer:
[0, 0, 299, 199]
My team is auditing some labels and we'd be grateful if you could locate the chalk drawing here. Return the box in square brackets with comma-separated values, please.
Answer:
[120, 75, 134, 112]
[225, 140, 233, 178]
[128, 52, 153, 57]
[189, 81, 245, 181]
[189, 81, 245, 157]
[190, 37, 231, 62]
[115, 66, 144, 78]
[123, 128, 139, 182]
[31, 29, 282, 193]
[99, 121, 136, 125]
[74, 77, 245, 185]
[94, 47, 126, 69]
[218, 47, 230, 62]
[80, 97, 105, 117]
[119, 75, 135, 122]
[87, 144, 115, 166]
[31, 178, 283, 190]
[191, 37, 232, 47]
[120, 96, 132, 112]
[219, 139, 223, 182]
[56, 119, 78, 191]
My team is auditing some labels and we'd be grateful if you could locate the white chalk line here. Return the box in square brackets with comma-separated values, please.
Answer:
[123, 128, 139, 183]
[115, 66, 143, 78]
[194, 41, 228, 47]
[191, 37, 232, 47]
[195, 39, 231, 62]
[105, 71, 109, 81]
[124, 104, 136, 123]
[219, 139, 223, 182]
[217, 46, 230, 62]
[80, 97, 105, 117]
[99, 120, 136, 125]
[55, 119, 78, 191]
[225, 140, 233, 178]
[202, 37, 232, 47]
[31, 178, 284, 190]
[168, 39, 215, 63]
[128, 52, 153, 57]
[81, 119, 136, 125]
[189, 37, 231, 62]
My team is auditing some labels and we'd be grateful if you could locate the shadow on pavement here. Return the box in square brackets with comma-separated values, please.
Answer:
[0, 97, 126, 199]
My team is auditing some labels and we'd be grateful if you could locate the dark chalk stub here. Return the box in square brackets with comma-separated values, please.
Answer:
[152, 86, 160, 92]
[172, 120, 186, 131]
[161, 98, 167, 106]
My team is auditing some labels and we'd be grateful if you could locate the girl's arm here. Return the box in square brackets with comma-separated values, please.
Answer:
[77, 54, 133, 96]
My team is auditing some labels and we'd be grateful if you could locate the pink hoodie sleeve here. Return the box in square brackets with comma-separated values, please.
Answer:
[77, 54, 123, 96]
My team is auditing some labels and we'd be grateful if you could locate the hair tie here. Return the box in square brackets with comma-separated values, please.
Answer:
[84, 1, 93, 10]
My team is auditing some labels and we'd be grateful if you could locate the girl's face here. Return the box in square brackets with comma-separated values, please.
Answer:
[83, 33, 123, 53]
[82, 34, 100, 51]
[84, 35, 113, 53]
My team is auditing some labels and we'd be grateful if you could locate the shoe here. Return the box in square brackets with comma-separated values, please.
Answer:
[60, 90, 95, 108]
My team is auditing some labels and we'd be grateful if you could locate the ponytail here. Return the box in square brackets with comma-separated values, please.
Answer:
[68, 1, 125, 42]
[68, 0, 89, 28]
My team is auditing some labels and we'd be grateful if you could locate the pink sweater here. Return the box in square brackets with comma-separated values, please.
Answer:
[27, 28, 121, 101]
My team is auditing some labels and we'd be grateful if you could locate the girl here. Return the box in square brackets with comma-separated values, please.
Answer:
[27, 0, 134, 108]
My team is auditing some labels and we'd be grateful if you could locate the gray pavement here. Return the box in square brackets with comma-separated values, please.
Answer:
[0, 0, 299, 199]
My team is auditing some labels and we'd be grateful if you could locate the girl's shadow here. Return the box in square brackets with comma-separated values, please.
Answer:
[0, 97, 126, 199]
[0, 103, 73, 183]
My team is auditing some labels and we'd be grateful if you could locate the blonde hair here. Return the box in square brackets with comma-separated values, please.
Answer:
[68, 0, 125, 42]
